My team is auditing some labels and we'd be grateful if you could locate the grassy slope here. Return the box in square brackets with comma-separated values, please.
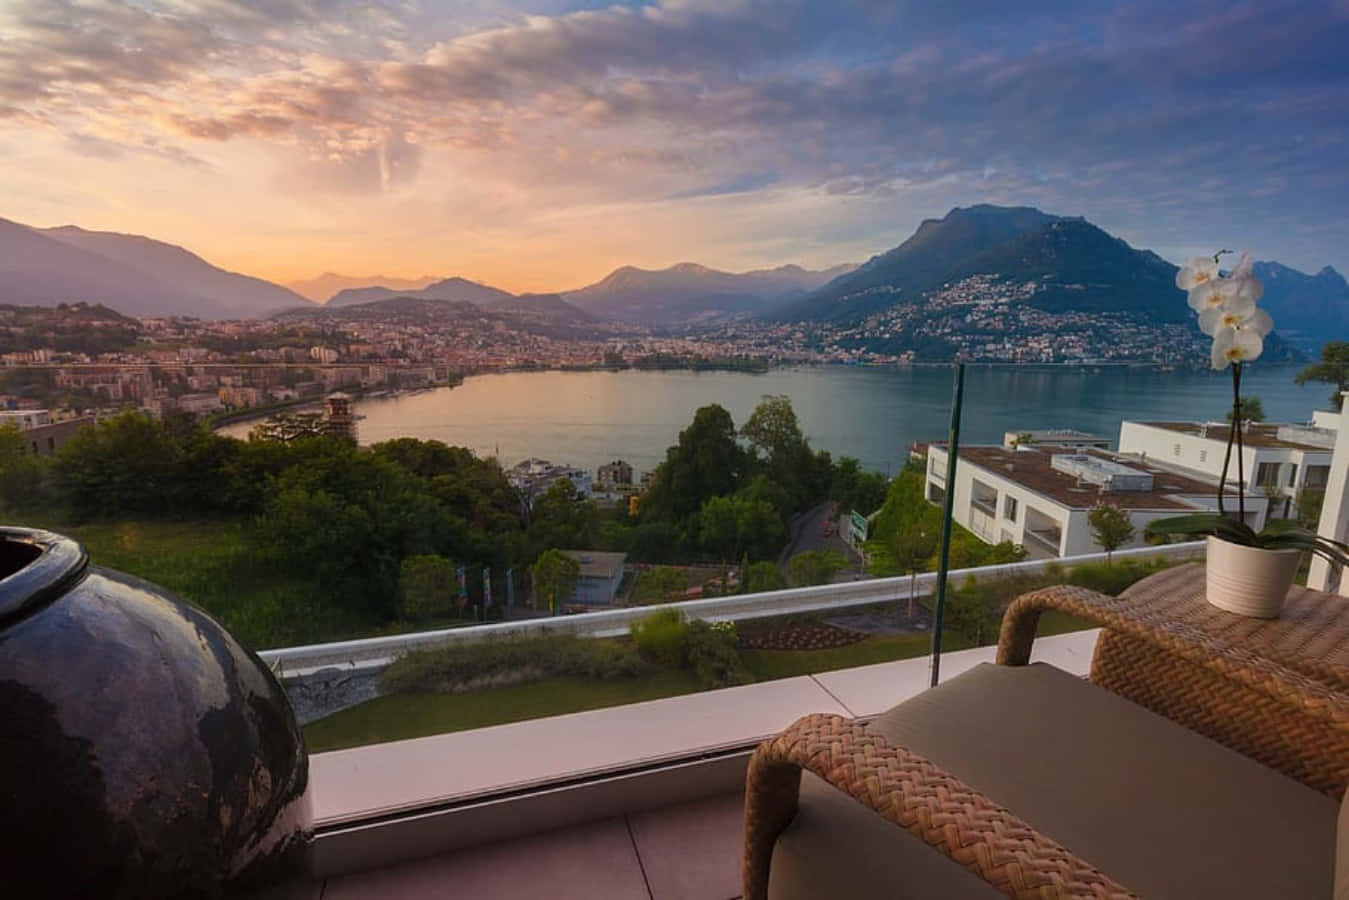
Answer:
[17, 516, 477, 650]
[304, 670, 703, 752]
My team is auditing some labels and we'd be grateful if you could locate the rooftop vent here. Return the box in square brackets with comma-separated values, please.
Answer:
[1050, 454, 1154, 492]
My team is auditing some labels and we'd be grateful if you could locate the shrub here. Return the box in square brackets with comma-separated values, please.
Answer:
[684, 620, 753, 689]
[630, 608, 688, 665]
[399, 555, 458, 622]
[381, 633, 646, 694]
[1066, 556, 1171, 596]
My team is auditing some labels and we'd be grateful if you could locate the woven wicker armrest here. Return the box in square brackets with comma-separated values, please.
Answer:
[743, 713, 1135, 900]
[997, 585, 1349, 731]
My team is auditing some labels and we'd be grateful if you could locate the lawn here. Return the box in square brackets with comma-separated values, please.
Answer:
[13, 516, 467, 651]
[739, 630, 973, 681]
[304, 669, 704, 752]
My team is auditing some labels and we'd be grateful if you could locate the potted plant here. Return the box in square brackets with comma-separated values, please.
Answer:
[1146, 251, 1349, 617]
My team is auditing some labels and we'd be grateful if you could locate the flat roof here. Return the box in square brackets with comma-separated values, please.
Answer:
[561, 550, 627, 579]
[1133, 421, 1331, 452]
[946, 445, 1248, 511]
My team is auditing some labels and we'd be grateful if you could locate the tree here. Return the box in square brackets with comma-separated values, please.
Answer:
[0, 423, 49, 513]
[741, 395, 830, 513]
[787, 549, 847, 587]
[399, 555, 458, 622]
[1296, 488, 1326, 530]
[831, 456, 888, 515]
[532, 549, 580, 614]
[527, 478, 598, 560]
[1295, 342, 1349, 410]
[741, 560, 786, 593]
[640, 404, 747, 523]
[1088, 503, 1135, 563]
[1225, 395, 1266, 424]
[946, 575, 998, 646]
[697, 492, 786, 561]
[890, 527, 938, 617]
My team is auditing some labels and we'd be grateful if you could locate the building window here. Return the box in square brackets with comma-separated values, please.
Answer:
[1003, 495, 1018, 522]
[1256, 462, 1280, 487]
[1287, 464, 1299, 487]
[1199, 450, 1207, 463]
[1172, 443, 1181, 457]
[46, 437, 54, 452]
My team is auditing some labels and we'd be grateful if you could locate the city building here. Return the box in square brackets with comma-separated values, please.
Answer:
[926, 442, 1265, 559]
[1119, 421, 1333, 519]
[322, 393, 358, 443]
[559, 550, 627, 606]
[1003, 428, 1110, 450]
[508, 458, 593, 506]
[19, 417, 93, 457]
[0, 409, 52, 429]
[597, 460, 634, 491]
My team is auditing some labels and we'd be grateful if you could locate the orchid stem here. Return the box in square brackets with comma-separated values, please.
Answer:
[1234, 362, 1245, 521]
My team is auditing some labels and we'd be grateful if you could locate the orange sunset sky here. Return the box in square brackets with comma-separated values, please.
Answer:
[3, 0, 1346, 294]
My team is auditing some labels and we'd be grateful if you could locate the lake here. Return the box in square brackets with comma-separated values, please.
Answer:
[221, 364, 1326, 477]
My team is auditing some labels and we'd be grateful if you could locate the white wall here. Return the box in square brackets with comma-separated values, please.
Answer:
[1310, 396, 1349, 593]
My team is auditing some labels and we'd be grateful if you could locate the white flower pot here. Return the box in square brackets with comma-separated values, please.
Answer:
[1205, 535, 1301, 618]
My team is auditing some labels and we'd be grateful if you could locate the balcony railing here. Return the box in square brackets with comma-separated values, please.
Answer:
[260, 541, 1203, 676]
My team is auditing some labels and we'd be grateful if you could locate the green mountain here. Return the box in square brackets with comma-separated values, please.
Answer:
[774, 205, 1061, 322]
[775, 205, 1191, 324]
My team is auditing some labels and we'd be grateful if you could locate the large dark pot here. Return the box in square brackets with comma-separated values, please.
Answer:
[0, 527, 311, 898]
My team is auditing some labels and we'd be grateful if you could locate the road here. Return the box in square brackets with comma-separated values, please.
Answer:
[778, 500, 865, 577]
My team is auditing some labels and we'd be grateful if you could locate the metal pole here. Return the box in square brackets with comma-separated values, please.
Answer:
[930, 363, 965, 688]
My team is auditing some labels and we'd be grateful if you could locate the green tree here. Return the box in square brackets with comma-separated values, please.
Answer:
[1295, 342, 1349, 410]
[54, 411, 182, 518]
[946, 575, 998, 646]
[1225, 395, 1266, 424]
[787, 548, 847, 587]
[890, 526, 938, 617]
[1088, 503, 1136, 563]
[0, 423, 49, 513]
[640, 404, 747, 523]
[741, 560, 786, 593]
[399, 555, 458, 622]
[741, 395, 830, 513]
[698, 493, 786, 561]
[527, 478, 599, 559]
[532, 548, 580, 614]
[831, 456, 889, 515]
[1296, 488, 1326, 530]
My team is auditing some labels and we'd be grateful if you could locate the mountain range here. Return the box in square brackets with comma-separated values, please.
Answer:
[777, 205, 1189, 325]
[1252, 262, 1349, 351]
[286, 272, 437, 302]
[2, 209, 1345, 344]
[560, 261, 857, 324]
[0, 219, 313, 319]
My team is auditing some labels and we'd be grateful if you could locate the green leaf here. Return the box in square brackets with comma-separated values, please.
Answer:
[1145, 513, 1257, 545]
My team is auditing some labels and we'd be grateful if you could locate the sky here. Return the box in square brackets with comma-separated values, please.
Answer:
[2, 0, 1347, 294]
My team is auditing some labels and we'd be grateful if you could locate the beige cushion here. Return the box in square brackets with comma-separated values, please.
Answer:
[768, 662, 1337, 900]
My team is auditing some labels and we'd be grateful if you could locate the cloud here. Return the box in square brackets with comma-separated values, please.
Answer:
[0, 0, 1346, 271]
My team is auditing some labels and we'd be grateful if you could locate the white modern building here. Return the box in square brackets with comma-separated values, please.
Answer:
[926, 442, 1265, 560]
[1119, 421, 1333, 520]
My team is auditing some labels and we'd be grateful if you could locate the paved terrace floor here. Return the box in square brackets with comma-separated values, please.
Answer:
[255, 630, 1099, 900]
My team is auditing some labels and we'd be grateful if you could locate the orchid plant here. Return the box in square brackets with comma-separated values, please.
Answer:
[1146, 252, 1349, 568]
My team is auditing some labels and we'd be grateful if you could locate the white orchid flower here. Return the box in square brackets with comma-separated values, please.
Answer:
[1210, 324, 1264, 369]
[1177, 256, 1220, 291]
[1187, 276, 1240, 313]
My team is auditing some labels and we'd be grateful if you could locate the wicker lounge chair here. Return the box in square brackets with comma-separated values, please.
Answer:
[743, 585, 1349, 899]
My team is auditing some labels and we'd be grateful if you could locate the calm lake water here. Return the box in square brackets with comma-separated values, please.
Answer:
[223, 365, 1325, 476]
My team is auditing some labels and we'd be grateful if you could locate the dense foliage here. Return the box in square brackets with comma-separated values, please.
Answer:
[867, 462, 1027, 573]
